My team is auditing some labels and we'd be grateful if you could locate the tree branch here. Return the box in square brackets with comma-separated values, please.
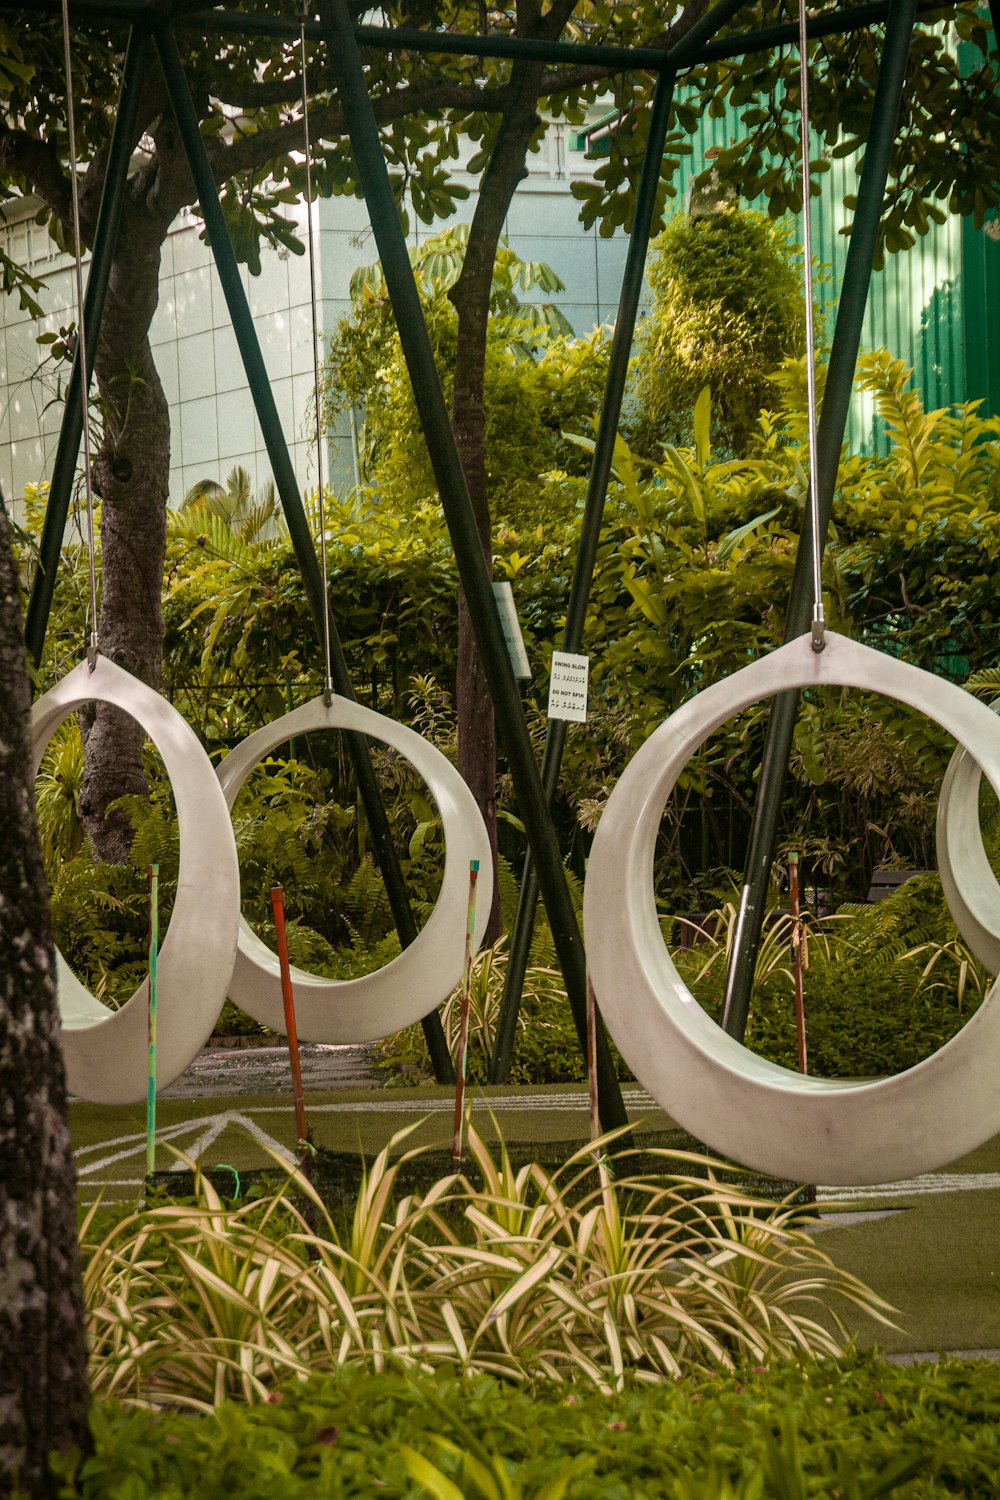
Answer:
[0, 124, 71, 227]
[214, 76, 510, 184]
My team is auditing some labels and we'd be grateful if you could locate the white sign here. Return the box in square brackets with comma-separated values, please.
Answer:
[547, 651, 589, 722]
[492, 581, 532, 680]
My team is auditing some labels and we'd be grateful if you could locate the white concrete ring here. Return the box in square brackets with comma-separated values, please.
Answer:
[584, 631, 1000, 1185]
[215, 695, 493, 1043]
[31, 657, 240, 1105]
[937, 701, 1000, 973]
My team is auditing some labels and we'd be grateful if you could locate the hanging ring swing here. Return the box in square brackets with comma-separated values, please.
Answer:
[216, 17, 492, 1043]
[584, 633, 1000, 1186]
[936, 702, 1000, 974]
[31, 0, 240, 1105]
[584, 8, 1000, 1186]
[33, 660, 241, 1105]
[217, 697, 492, 1042]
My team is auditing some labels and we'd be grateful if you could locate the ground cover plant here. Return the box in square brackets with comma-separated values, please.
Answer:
[56, 1355, 1000, 1497]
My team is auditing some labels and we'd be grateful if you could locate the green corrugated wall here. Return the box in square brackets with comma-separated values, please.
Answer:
[666, 58, 1000, 453]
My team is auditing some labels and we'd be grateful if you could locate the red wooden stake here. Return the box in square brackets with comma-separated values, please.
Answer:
[271, 886, 309, 1149]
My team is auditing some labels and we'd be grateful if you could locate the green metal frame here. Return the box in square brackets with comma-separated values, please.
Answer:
[154, 24, 455, 1083]
[489, 63, 682, 1084]
[24, 23, 151, 665]
[18, 0, 981, 1110]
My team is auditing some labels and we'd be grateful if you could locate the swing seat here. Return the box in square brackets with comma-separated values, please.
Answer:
[32, 656, 241, 1105]
[584, 631, 1000, 1186]
[215, 693, 493, 1044]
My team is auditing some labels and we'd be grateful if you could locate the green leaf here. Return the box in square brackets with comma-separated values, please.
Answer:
[399, 1446, 466, 1500]
[693, 384, 712, 471]
[716, 507, 780, 563]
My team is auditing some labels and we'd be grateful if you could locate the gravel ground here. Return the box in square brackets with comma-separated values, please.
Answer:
[158, 1042, 379, 1099]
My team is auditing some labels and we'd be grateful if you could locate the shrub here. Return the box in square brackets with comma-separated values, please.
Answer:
[59, 1356, 1000, 1497]
[626, 205, 804, 459]
[80, 1127, 886, 1410]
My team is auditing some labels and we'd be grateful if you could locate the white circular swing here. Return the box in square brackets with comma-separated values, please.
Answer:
[584, 632, 1000, 1186]
[583, 5, 1000, 1186]
[212, 19, 492, 1045]
[936, 703, 1000, 974]
[215, 695, 492, 1042]
[32, 658, 241, 1105]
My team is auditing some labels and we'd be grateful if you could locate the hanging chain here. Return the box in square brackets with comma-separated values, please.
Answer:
[299, 10, 334, 702]
[796, 0, 825, 652]
[61, 0, 100, 668]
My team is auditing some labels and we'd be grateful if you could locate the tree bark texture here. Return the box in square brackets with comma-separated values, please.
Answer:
[0, 504, 90, 1499]
[73, 86, 190, 863]
[77, 226, 171, 862]
[449, 58, 546, 944]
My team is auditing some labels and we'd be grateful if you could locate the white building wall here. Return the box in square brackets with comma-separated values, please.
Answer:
[0, 122, 629, 508]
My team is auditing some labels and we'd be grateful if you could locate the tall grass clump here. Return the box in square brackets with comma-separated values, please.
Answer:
[82, 1126, 890, 1408]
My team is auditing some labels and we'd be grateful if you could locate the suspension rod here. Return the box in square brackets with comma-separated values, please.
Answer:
[720, 0, 920, 1042]
[488, 0, 754, 1083]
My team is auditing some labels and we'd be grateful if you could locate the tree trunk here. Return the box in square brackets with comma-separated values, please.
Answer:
[450, 60, 546, 944]
[0, 502, 90, 1499]
[77, 213, 171, 861]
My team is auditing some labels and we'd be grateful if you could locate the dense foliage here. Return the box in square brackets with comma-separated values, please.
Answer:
[323, 228, 610, 528]
[625, 205, 805, 458]
[79, 1131, 886, 1406]
[24, 348, 1000, 1067]
[58, 1356, 1000, 1498]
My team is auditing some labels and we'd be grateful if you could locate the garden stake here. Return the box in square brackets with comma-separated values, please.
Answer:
[270, 887, 310, 1150]
[452, 859, 480, 1168]
[586, 970, 600, 1143]
[788, 852, 816, 1203]
[146, 862, 159, 1181]
[788, 853, 808, 1076]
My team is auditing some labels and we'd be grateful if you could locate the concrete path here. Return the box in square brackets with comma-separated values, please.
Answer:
[158, 1042, 378, 1099]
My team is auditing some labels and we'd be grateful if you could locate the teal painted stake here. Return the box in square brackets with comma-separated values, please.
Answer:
[452, 859, 480, 1168]
[146, 862, 159, 1180]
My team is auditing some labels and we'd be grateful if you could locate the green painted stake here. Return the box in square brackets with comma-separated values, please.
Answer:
[452, 859, 480, 1169]
[146, 862, 159, 1180]
[586, 970, 600, 1145]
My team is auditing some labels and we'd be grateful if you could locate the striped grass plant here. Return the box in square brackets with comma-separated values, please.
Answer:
[81, 1124, 892, 1407]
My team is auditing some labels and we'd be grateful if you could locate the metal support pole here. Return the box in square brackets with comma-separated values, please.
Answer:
[154, 22, 454, 1082]
[487, 0, 751, 1082]
[163, 1, 948, 70]
[314, 0, 635, 1130]
[489, 67, 678, 1082]
[720, 0, 919, 1042]
[24, 24, 151, 666]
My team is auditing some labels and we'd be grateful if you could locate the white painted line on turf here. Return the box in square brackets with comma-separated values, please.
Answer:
[817, 1172, 1000, 1202]
[76, 1121, 208, 1176]
[168, 1114, 229, 1171]
[228, 1112, 297, 1167]
[75, 1117, 196, 1160]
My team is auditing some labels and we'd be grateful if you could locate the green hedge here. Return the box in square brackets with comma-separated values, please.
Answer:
[55, 1357, 1000, 1498]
